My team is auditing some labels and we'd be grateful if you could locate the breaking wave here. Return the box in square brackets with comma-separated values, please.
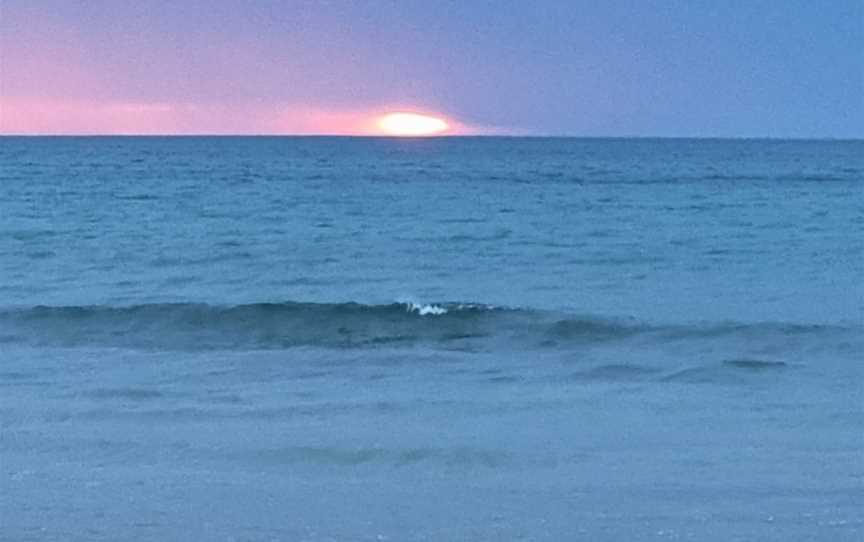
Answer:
[0, 300, 855, 352]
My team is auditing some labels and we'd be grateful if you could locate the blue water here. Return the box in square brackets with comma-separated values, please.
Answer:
[1, 137, 862, 541]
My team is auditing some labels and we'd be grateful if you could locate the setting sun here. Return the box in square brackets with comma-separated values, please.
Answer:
[377, 112, 449, 136]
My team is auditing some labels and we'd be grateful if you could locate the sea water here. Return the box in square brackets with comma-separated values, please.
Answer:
[1, 137, 862, 541]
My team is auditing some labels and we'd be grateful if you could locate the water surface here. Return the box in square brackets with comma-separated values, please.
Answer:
[1, 137, 862, 541]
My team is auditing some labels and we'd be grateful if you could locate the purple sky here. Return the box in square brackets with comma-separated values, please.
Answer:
[1, 0, 862, 136]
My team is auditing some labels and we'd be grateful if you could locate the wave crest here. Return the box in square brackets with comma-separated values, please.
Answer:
[0, 301, 855, 352]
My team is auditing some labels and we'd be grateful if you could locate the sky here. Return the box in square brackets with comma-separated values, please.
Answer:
[1, 0, 862, 137]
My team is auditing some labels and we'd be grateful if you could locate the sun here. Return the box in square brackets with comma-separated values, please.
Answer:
[377, 112, 449, 136]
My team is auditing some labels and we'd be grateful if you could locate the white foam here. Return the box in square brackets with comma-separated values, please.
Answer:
[403, 301, 448, 316]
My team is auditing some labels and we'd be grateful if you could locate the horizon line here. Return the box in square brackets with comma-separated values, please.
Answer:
[1, 134, 862, 142]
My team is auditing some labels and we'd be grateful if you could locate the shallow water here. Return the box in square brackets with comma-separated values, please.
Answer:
[1, 137, 862, 540]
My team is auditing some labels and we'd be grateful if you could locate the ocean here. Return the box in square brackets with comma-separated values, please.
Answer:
[1, 137, 862, 541]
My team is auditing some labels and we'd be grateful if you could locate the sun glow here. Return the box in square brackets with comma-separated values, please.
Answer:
[377, 112, 449, 136]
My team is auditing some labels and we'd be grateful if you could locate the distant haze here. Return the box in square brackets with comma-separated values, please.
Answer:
[1, 0, 862, 137]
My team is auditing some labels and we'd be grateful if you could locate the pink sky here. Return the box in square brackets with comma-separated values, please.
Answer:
[0, 3, 476, 135]
[0, 98, 476, 135]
